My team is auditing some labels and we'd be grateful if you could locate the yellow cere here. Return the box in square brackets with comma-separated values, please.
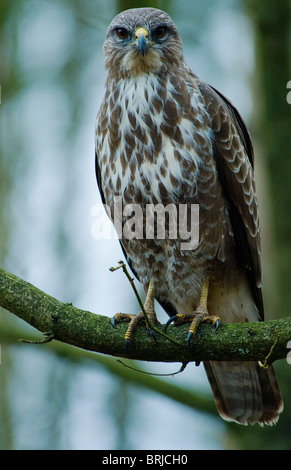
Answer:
[135, 27, 149, 40]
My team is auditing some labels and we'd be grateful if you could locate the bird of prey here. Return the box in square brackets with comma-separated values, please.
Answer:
[95, 7, 283, 425]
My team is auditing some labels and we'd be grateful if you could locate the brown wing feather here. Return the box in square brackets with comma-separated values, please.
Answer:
[95, 151, 105, 205]
[198, 81, 264, 318]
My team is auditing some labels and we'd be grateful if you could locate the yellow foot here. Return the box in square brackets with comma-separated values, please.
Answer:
[164, 279, 220, 346]
[187, 312, 220, 344]
[111, 279, 157, 350]
[164, 311, 220, 346]
[112, 310, 157, 350]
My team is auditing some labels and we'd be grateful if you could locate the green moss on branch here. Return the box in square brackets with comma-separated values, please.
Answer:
[0, 267, 291, 364]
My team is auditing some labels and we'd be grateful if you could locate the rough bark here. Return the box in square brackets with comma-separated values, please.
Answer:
[1, 267, 290, 365]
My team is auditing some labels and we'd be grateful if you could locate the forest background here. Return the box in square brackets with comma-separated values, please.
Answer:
[0, 0, 290, 450]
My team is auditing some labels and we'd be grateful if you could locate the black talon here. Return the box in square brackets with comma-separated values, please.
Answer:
[215, 319, 220, 331]
[187, 331, 193, 347]
[125, 338, 131, 351]
[111, 316, 117, 328]
[149, 328, 158, 344]
[164, 315, 178, 332]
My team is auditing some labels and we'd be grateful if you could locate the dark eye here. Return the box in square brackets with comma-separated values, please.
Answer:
[116, 28, 129, 40]
[154, 26, 166, 39]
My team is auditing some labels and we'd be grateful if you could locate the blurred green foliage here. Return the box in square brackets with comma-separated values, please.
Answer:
[0, 0, 290, 450]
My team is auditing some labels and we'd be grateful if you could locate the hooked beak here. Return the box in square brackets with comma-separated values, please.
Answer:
[135, 27, 149, 56]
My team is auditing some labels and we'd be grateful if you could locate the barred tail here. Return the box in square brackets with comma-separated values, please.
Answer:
[204, 360, 283, 425]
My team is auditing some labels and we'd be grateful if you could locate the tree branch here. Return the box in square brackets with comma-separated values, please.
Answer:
[0, 267, 291, 365]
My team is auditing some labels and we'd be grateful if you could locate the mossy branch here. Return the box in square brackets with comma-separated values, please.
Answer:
[0, 266, 291, 365]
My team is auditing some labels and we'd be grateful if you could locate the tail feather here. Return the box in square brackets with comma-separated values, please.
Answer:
[204, 360, 283, 425]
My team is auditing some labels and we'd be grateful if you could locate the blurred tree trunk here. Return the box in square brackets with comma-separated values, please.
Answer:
[228, 0, 291, 449]
[249, 0, 291, 311]
[0, 0, 16, 451]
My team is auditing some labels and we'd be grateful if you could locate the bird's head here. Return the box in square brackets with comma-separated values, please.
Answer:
[103, 8, 184, 77]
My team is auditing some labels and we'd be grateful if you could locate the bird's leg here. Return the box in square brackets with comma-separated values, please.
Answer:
[112, 279, 157, 349]
[165, 279, 220, 346]
[186, 279, 220, 343]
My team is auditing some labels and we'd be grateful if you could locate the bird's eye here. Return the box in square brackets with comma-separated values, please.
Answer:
[153, 26, 166, 39]
[116, 28, 129, 40]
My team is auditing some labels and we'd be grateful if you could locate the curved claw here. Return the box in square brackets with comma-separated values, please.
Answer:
[111, 316, 117, 328]
[187, 331, 193, 347]
[125, 338, 131, 351]
[164, 315, 179, 332]
[215, 319, 220, 331]
[149, 328, 158, 344]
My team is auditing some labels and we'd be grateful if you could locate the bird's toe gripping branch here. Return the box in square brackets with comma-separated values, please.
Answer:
[112, 310, 157, 350]
[111, 279, 157, 350]
[164, 279, 220, 346]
